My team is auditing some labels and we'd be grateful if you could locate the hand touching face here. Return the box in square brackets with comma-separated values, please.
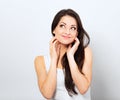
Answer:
[67, 37, 80, 56]
[49, 37, 61, 61]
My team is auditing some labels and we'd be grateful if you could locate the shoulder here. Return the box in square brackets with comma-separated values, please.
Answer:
[34, 55, 45, 68]
[84, 46, 93, 62]
[84, 46, 92, 56]
[34, 55, 44, 63]
[34, 55, 47, 75]
[34, 55, 47, 82]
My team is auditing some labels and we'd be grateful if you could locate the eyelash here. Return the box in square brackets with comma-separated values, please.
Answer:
[60, 24, 65, 28]
[59, 24, 77, 30]
[71, 27, 76, 30]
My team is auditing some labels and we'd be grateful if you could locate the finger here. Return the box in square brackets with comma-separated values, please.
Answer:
[75, 37, 80, 43]
[49, 38, 57, 48]
[68, 44, 72, 50]
[74, 37, 80, 46]
[50, 37, 57, 44]
[53, 39, 58, 46]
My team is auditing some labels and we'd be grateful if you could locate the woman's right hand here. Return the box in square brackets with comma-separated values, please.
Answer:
[49, 37, 61, 63]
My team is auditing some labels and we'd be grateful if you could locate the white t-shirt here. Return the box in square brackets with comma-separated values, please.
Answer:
[39, 54, 91, 100]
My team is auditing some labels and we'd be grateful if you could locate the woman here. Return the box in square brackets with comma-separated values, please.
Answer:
[34, 8, 92, 100]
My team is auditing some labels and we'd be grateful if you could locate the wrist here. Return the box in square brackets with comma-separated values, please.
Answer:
[67, 54, 74, 62]
[51, 59, 58, 66]
[67, 53, 74, 58]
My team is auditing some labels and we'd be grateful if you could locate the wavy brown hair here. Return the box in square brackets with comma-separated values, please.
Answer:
[51, 9, 90, 96]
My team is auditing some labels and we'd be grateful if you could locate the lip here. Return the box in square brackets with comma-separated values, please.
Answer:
[61, 35, 71, 39]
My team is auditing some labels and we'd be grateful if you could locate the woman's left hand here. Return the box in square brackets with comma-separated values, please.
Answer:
[67, 37, 80, 56]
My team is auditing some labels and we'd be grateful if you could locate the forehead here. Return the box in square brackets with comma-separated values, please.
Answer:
[59, 15, 77, 25]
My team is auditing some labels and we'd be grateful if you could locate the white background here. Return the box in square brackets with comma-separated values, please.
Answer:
[0, 0, 120, 100]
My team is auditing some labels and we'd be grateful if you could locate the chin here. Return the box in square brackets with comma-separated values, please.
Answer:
[59, 40, 73, 45]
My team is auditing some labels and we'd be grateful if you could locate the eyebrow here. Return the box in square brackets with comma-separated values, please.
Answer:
[60, 22, 77, 27]
[60, 22, 66, 25]
[71, 25, 77, 27]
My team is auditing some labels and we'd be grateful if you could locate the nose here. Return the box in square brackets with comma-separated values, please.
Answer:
[65, 28, 70, 35]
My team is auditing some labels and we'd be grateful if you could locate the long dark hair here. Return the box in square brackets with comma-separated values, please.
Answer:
[51, 9, 90, 96]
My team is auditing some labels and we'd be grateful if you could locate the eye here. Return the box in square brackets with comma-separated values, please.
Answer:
[71, 27, 77, 31]
[59, 24, 65, 28]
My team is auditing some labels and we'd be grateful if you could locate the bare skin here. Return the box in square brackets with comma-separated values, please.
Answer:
[34, 15, 92, 99]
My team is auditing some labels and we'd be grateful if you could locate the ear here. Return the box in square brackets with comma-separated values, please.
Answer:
[53, 30, 56, 36]
[53, 30, 55, 34]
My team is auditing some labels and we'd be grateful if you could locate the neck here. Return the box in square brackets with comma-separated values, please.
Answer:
[59, 44, 67, 58]
[57, 44, 68, 69]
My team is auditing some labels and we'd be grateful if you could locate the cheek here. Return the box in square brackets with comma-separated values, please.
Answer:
[71, 38, 76, 42]
[70, 34, 77, 42]
[54, 34, 60, 39]
[72, 33, 78, 39]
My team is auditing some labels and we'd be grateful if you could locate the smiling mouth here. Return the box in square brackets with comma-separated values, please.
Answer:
[62, 35, 71, 39]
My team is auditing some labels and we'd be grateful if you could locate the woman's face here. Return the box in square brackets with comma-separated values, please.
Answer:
[53, 15, 78, 45]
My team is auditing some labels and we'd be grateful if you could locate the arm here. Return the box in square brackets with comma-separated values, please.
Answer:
[67, 47, 92, 94]
[34, 56, 57, 99]
[34, 37, 60, 99]
[67, 38, 92, 94]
